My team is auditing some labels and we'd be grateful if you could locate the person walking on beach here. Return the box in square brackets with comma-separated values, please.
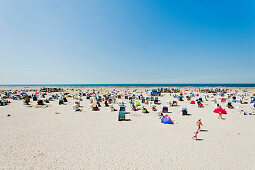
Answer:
[192, 131, 198, 140]
[196, 119, 203, 131]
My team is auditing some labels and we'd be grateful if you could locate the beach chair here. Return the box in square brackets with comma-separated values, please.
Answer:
[59, 99, 64, 105]
[75, 101, 80, 107]
[148, 101, 153, 107]
[52, 95, 58, 99]
[211, 98, 217, 103]
[154, 97, 159, 104]
[221, 98, 226, 103]
[33, 96, 37, 101]
[23, 100, 29, 105]
[97, 101, 101, 107]
[63, 97, 67, 102]
[157, 110, 163, 117]
[92, 106, 99, 111]
[182, 107, 188, 115]
[73, 104, 80, 111]
[151, 104, 157, 111]
[227, 102, 233, 109]
[171, 101, 177, 106]
[252, 104, 255, 110]
[24, 96, 30, 102]
[118, 101, 124, 106]
[131, 104, 137, 111]
[119, 106, 125, 112]
[110, 104, 117, 112]
[162, 106, 168, 113]
[118, 111, 125, 121]
[37, 100, 44, 105]
[105, 101, 109, 107]
[141, 98, 145, 103]
[236, 106, 244, 115]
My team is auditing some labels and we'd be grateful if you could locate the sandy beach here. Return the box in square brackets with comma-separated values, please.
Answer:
[1, 0, 254, 169]
[0, 86, 255, 169]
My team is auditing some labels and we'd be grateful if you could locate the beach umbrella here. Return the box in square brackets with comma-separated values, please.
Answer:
[190, 101, 195, 104]
[213, 108, 227, 114]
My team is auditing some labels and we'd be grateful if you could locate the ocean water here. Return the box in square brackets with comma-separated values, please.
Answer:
[0, 84, 255, 87]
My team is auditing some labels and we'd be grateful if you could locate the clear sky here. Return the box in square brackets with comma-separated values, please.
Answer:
[0, 0, 254, 84]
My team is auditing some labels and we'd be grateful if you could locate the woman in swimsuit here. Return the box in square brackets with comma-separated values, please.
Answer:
[192, 131, 198, 140]
[196, 119, 203, 132]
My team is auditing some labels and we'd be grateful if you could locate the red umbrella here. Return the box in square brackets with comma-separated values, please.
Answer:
[190, 101, 195, 104]
[213, 108, 227, 114]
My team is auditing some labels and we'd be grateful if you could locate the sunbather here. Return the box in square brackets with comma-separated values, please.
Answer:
[198, 102, 203, 108]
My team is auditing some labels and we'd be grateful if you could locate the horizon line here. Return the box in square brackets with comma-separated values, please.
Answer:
[0, 83, 255, 87]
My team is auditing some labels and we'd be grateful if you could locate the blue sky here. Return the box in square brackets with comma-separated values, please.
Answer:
[0, 0, 254, 84]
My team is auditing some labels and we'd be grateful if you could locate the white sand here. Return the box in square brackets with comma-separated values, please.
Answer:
[0, 87, 255, 169]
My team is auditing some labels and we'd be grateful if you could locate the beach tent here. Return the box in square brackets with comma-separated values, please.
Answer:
[213, 108, 227, 114]
[136, 101, 141, 106]
[250, 101, 255, 104]
[190, 101, 195, 104]
[161, 115, 174, 124]
[151, 89, 157, 95]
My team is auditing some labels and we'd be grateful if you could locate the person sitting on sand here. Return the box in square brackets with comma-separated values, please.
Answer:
[196, 119, 203, 131]
[227, 102, 233, 109]
[198, 102, 203, 108]
[105, 100, 109, 107]
[218, 111, 222, 119]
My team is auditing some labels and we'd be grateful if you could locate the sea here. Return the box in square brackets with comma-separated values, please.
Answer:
[0, 84, 255, 87]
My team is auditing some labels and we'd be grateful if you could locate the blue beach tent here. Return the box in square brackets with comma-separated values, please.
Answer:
[161, 115, 174, 124]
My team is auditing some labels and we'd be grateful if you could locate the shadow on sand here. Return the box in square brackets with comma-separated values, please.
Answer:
[196, 138, 204, 141]
[200, 129, 208, 132]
